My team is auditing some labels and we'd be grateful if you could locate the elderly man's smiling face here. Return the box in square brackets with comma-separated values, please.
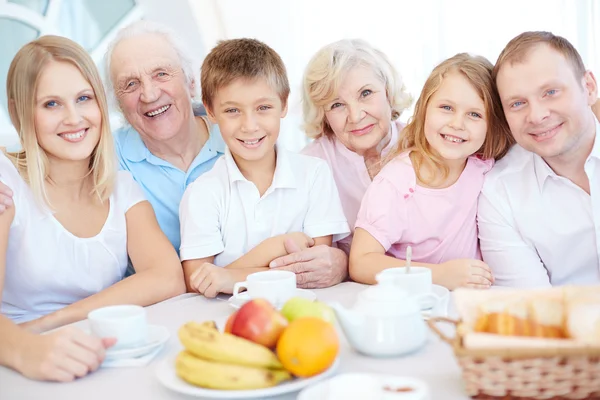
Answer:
[110, 33, 194, 142]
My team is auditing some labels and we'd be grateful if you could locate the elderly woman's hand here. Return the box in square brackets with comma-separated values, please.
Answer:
[269, 239, 348, 288]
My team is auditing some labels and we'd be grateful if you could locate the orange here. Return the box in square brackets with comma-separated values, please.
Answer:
[276, 317, 339, 378]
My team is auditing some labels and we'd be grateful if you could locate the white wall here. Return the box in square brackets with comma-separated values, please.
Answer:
[191, 0, 600, 151]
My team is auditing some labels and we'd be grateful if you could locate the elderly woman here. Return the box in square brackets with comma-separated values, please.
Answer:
[0, 21, 349, 290]
[270, 39, 411, 275]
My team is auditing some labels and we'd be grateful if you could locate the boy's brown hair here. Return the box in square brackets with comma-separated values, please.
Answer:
[493, 31, 586, 85]
[201, 38, 290, 111]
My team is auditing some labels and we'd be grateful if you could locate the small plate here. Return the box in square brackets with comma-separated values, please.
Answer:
[421, 285, 449, 319]
[155, 355, 339, 398]
[418, 284, 449, 310]
[297, 373, 430, 400]
[228, 289, 317, 310]
[104, 325, 170, 360]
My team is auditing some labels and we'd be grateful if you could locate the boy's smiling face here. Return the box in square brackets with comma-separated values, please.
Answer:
[207, 77, 287, 164]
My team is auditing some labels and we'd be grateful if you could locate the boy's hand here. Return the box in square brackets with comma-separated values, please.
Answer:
[437, 259, 494, 290]
[189, 263, 236, 298]
[284, 232, 314, 251]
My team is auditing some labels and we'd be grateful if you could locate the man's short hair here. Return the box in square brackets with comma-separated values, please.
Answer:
[493, 31, 586, 84]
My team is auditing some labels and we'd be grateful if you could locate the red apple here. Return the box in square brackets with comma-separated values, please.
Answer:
[224, 311, 237, 333]
[230, 298, 288, 348]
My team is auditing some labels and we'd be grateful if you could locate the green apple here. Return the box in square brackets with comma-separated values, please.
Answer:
[281, 297, 336, 324]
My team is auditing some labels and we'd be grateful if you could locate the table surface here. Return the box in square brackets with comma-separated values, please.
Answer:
[0, 282, 469, 400]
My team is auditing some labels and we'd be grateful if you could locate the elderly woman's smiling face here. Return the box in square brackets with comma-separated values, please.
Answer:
[324, 66, 392, 156]
[110, 33, 194, 142]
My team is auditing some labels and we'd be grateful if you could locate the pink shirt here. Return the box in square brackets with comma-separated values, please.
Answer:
[301, 121, 400, 250]
[355, 152, 493, 263]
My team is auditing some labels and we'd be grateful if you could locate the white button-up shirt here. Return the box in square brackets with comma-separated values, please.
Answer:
[477, 123, 600, 288]
[179, 147, 350, 266]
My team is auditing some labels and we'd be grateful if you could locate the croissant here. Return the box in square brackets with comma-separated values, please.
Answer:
[474, 296, 566, 338]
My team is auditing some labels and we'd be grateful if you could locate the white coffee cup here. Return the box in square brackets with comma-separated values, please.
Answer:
[376, 267, 441, 310]
[88, 305, 148, 350]
[232, 270, 296, 307]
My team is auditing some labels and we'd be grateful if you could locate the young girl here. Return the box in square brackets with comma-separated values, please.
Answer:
[349, 53, 514, 290]
[0, 36, 184, 381]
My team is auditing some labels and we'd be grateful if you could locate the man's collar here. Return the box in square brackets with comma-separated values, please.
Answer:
[121, 125, 150, 162]
[120, 118, 226, 165]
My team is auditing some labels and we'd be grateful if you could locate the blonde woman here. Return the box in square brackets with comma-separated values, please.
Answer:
[0, 36, 184, 381]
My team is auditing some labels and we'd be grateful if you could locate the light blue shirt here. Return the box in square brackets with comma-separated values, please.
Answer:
[114, 116, 225, 254]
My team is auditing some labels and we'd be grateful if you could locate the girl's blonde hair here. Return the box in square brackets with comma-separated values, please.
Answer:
[6, 35, 116, 207]
[302, 39, 413, 139]
[385, 53, 514, 185]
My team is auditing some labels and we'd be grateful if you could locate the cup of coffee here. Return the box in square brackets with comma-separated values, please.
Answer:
[232, 270, 296, 307]
[88, 305, 148, 349]
[376, 267, 441, 310]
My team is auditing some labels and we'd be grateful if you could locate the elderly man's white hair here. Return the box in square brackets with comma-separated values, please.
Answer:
[104, 20, 199, 109]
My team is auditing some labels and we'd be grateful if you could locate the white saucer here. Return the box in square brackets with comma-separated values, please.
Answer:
[420, 285, 449, 319]
[228, 288, 317, 310]
[298, 373, 430, 400]
[104, 325, 170, 360]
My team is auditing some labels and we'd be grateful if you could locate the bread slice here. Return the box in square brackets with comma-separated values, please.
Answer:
[528, 297, 565, 338]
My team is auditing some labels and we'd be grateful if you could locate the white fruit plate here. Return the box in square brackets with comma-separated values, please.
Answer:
[155, 354, 339, 399]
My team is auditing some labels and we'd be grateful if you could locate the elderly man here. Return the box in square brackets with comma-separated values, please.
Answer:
[0, 21, 348, 289]
[478, 31, 600, 287]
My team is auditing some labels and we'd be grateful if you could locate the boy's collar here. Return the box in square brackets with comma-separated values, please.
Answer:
[224, 145, 297, 189]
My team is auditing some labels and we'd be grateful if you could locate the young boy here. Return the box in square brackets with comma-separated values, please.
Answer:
[179, 39, 349, 297]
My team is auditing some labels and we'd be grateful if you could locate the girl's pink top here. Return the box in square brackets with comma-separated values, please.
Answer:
[355, 152, 493, 263]
[301, 121, 400, 251]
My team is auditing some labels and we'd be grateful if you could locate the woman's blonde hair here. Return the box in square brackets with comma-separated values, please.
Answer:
[6, 35, 116, 207]
[385, 53, 514, 185]
[302, 39, 413, 139]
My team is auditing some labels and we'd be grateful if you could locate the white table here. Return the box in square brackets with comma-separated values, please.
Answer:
[0, 282, 469, 400]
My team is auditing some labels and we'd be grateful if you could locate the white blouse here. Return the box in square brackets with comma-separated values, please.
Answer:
[0, 154, 146, 323]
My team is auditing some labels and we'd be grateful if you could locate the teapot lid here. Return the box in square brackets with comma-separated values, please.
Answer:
[357, 274, 420, 316]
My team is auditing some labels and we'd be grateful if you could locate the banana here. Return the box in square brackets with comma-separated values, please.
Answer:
[198, 320, 218, 330]
[176, 351, 291, 390]
[178, 322, 284, 369]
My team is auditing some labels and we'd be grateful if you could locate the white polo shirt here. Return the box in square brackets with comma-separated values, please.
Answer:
[179, 147, 350, 266]
[478, 122, 600, 288]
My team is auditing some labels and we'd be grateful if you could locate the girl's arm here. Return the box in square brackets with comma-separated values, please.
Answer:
[349, 227, 432, 284]
[350, 228, 494, 289]
[29, 201, 185, 332]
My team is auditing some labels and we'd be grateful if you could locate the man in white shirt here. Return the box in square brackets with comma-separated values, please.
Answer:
[478, 31, 600, 287]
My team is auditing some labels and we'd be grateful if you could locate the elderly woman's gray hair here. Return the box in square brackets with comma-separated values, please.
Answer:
[302, 39, 413, 139]
[104, 20, 199, 109]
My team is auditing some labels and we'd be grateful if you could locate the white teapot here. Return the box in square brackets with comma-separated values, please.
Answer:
[329, 274, 434, 357]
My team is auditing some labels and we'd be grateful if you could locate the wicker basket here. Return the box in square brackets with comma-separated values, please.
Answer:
[428, 317, 600, 400]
